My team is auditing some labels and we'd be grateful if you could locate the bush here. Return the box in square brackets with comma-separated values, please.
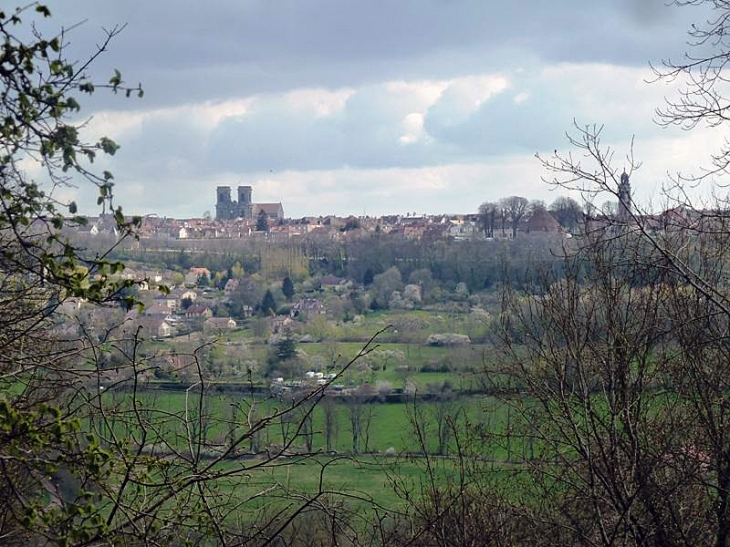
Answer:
[425, 333, 471, 346]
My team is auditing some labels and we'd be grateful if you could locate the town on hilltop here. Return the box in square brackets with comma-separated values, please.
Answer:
[74, 174, 700, 242]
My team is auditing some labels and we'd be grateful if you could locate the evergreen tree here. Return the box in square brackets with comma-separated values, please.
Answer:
[282, 276, 295, 300]
[256, 209, 269, 232]
[261, 289, 277, 315]
[276, 336, 297, 361]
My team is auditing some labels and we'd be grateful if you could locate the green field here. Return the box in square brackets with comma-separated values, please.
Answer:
[93, 389, 524, 459]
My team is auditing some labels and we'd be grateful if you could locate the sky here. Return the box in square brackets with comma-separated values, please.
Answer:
[32, 0, 730, 218]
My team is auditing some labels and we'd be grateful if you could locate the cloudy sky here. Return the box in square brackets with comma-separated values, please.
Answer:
[35, 0, 727, 218]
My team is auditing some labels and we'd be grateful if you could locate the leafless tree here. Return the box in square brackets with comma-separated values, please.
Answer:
[347, 393, 374, 455]
[322, 395, 338, 452]
[500, 196, 529, 238]
[478, 201, 499, 238]
[652, 0, 730, 179]
[433, 394, 460, 456]
[529, 199, 547, 214]
[549, 195, 583, 231]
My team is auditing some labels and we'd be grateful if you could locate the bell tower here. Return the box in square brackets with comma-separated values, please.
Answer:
[216, 186, 233, 220]
[237, 185, 253, 219]
[618, 171, 631, 222]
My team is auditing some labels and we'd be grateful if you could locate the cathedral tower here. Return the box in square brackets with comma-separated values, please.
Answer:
[237, 185, 253, 219]
[216, 186, 234, 220]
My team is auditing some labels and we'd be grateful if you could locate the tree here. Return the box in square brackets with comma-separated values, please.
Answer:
[347, 393, 374, 455]
[477, 201, 499, 238]
[256, 209, 269, 232]
[0, 7, 383, 545]
[229, 275, 264, 319]
[549, 196, 583, 231]
[261, 288, 277, 315]
[408, 268, 438, 302]
[372, 266, 403, 308]
[500, 196, 528, 238]
[322, 396, 338, 452]
[395, 4, 730, 545]
[432, 393, 459, 456]
[653, 0, 730, 179]
[282, 275, 295, 300]
[529, 199, 546, 214]
[600, 199, 618, 217]
[0, 4, 160, 542]
[275, 335, 297, 362]
[494, 18, 730, 536]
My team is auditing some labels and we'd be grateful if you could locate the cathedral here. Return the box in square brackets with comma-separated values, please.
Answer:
[215, 186, 284, 221]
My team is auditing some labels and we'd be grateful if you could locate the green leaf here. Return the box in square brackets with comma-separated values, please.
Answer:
[99, 137, 119, 156]
[65, 97, 80, 112]
[49, 59, 63, 75]
[109, 69, 122, 91]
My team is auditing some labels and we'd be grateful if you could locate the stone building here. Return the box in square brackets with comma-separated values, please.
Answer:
[215, 185, 284, 221]
[216, 186, 253, 220]
[618, 171, 632, 222]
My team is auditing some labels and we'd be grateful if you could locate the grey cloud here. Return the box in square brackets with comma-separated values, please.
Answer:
[205, 85, 436, 171]
[27, 0, 713, 218]
[98, 67, 666, 188]
[424, 89, 568, 157]
[42, 0, 701, 109]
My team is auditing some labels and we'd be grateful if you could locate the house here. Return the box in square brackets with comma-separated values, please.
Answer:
[184, 272, 199, 287]
[238, 305, 254, 318]
[136, 315, 173, 339]
[224, 278, 240, 297]
[204, 317, 237, 333]
[320, 275, 343, 287]
[448, 220, 479, 240]
[254, 203, 285, 220]
[291, 298, 326, 318]
[525, 209, 562, 233]
[177, 289, 198, 304]
[185, 306, 213, 319]
[143, 303, 174, 317]
[153, 295, 177, 310]
[189, 267, 212, 278]
[270, 316, 294, 334]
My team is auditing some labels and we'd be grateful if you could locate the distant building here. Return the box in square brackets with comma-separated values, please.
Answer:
[618, 171, 632, 222]
[204, 317, 237, 333]
[525, 209, 561, 233]
[215, 186, 284, 221]
[291, 298, 326, 318]
[254, 202, 285, 220]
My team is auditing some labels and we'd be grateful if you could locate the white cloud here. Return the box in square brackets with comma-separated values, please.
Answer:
[283, 88, 355, 117]
[58, 60, 730, 219]
[399, 113, 426, 145]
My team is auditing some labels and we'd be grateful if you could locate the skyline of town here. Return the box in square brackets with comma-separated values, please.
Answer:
[36, 0, 723, 220]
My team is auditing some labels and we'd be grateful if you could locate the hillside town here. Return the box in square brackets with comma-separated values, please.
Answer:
[74, 174, 701, 244]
